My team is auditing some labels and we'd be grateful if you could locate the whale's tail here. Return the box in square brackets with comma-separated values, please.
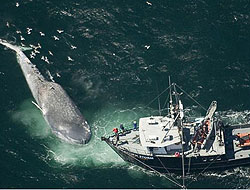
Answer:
[0, 39, 32, 52]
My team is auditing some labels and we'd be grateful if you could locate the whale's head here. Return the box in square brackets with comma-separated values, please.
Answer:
[66, 121, 92, 144]
[52, 121, 91, 144]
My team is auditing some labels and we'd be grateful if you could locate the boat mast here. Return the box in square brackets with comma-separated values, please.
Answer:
[173, 83, 186, 189]
[180, 119, 186, 189]
[169, 76, 173, 118]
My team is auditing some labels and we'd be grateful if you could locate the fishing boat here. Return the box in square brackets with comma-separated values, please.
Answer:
[101, 78, 250, 188]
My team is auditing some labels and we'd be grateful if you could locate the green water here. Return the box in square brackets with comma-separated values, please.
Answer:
[0, 0, 250, 188]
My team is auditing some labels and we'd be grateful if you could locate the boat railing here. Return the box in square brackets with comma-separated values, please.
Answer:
[119, 144, 151, 156]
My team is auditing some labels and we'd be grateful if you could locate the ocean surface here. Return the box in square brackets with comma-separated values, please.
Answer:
[0, 0, 250, 188]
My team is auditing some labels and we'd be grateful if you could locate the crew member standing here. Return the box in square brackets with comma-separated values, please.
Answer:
[113, 128, 119, 145]
[120, 124, 125, 133]
[133, 120, 137, 130]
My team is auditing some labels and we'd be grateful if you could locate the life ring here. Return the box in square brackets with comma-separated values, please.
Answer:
[174, 152, 180, 157]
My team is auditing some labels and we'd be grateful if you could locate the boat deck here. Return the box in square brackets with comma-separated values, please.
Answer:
[113, 130, 149, 155]
[112, 126, 226, 158]
[187, 126, 226, 157]
[225, 124, 250, 160]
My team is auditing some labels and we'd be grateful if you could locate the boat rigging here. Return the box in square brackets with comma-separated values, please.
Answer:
[101, 78, 250, 189]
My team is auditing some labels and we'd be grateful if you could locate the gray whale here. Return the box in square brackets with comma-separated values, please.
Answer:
[0, 39, 91, 144]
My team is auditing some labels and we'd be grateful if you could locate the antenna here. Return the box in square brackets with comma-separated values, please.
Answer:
[156, 82, 162, 116]
[169, 76, 173, 118]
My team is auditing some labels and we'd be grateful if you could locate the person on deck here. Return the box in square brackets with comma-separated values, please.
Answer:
[133, 121, 137, 130]
[204, 118, 210, 134]
[120, 124, 125, 133]
[113, 128, 119, 145]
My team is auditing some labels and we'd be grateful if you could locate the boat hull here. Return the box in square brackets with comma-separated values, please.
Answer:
[103, 138, 250, 173]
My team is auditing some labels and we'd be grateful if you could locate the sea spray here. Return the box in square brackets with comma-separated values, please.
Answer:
[10, 99, 155, 168]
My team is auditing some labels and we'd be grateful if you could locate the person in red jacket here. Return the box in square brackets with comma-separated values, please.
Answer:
[113, 128, 119, 145]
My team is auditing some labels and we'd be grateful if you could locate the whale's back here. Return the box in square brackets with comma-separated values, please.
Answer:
[38, 82, 91, 144]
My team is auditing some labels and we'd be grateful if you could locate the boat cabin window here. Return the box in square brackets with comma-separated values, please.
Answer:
[163, 135, 173, 142]
[148, 117, 158, 125]
[148, 135, 159, 141]
[148, 122, 159, 125]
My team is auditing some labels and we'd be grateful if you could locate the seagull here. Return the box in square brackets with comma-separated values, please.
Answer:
[37, 43, 41, 49]
[31, 51, 36, 57]
[53, 36, 59, 40]
[16, 30, 21, 34]
[41, 56, 45, 60]
[29, 44, 36, 49]
[27, 28, 32, 35]
[6, 22, 10, 28]
[30, 54, 35, 59]
[44, 56, 49, 64]
[16, 2, 20, 7]
[34, 49, 40, 54]
[48, 51, 54, 56]
[146, 1, 152, 6]
[56, 73, 61, 78]
[57, 30, 64, 34]
[70, 45, 77, 49]
[67, 56, 74, 61]
[46, 70, 55, 82]
[20, 35, 25, 41]
[145, 45, 150, 49]
[39, 32, 45, 36]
